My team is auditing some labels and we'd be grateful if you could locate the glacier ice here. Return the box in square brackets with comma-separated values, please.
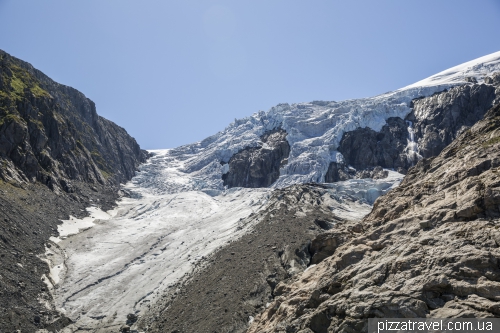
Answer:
[48, 51, 500, 331]
[157, 51, 500, 192]
[403, 120, 422, 165]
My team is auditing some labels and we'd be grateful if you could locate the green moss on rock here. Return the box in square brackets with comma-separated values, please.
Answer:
[482, 136, 500, 147]
[0, 113, 25, 127]
[1, 62, 50, 102]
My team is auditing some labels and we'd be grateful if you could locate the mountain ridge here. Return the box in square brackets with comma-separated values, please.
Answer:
[0, 49, 150, 191]
[0, 49, 149, 332]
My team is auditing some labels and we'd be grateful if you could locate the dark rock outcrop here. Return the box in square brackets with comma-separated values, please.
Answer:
[0, 49, 149, 191]
[485, 72, 500, 86]
[329, 82, 498, 181]
[337, 117, 409, 171]
[324, 162, 353, 182]
[325, 163, 389, 183]
[222, 129, 290, 188]
[354, 166, 389, 180]
[247, 102, 500, 333]
[409, 83, 496, 159]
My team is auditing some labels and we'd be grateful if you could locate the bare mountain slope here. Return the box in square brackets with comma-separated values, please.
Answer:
[247, 103, 500, 333]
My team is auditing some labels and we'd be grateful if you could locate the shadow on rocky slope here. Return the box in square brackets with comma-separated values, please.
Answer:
[0, 50, 149, 190]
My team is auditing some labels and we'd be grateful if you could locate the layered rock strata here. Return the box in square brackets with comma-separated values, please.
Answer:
[247, 103, 500, 333]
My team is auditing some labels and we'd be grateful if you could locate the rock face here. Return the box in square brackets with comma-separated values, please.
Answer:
[336, 117, 409, 171]
[324, 162, 353, 182]
[222, 129, 290, 188]
[326, 82, 498, 182]
[485, 72, 500, 87]
[368, 103, 500, 224]
[0, 49, 149, 191]
[0, 49, 148, 332]
[247, 103, 500, 333]
[409, 83, 496, 159]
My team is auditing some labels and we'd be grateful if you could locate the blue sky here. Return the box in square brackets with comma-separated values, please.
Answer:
[1, 1, 499, 149]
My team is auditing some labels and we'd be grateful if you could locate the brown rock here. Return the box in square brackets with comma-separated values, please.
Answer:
[247, 103, 500, 332]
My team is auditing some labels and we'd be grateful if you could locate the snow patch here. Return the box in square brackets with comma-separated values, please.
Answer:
[322, 170, 404, 220]
[50, 206, 117, 243]
[402, 51, 500, 89]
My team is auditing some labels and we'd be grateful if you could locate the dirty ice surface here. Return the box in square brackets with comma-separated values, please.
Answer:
[49, 152, 403, 332]
[52, 207, 118, 242]
[50, 151, 271, 331]
[324, 170, 404, 221]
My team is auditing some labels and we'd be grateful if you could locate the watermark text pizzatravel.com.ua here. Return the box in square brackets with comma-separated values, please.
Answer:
[368, 318, 500, 333]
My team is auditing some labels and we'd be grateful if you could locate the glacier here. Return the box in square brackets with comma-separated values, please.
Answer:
[163, 50, 500, 191]
[46, 152, 273, 331]
[46, 157, 402, 332]
[42, 51, 500, 332]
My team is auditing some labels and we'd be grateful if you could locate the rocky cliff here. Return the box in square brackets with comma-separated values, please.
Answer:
[0, 49, 148, 332]
[408, 83, 497, 160]
[222, 129, 290, 188]
[325, 81, 499, 182]
[247, 102, 500, 333]
[0, 49, 149, 191]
